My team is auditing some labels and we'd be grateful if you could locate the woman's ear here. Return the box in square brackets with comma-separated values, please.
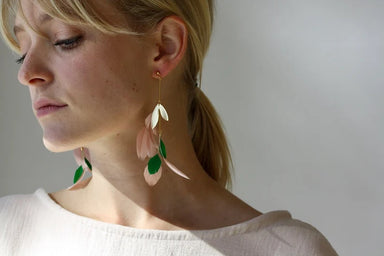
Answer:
[150, 16, 188, 78]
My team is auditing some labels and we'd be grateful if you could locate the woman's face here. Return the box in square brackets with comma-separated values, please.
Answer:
[14, 0, 155, 152]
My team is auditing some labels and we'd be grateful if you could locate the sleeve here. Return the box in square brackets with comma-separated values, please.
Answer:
[267, 218, 339, 256]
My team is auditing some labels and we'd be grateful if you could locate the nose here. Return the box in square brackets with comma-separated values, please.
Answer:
[17, 50, 53, 87]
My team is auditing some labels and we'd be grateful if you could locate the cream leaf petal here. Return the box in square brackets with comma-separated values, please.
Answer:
[158, 104, 169, 121]
[151, 105, 160, 129]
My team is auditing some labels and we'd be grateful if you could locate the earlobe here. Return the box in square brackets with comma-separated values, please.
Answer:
[151, 16, 188, 78]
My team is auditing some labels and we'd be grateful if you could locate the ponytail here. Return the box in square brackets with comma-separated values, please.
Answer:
[188, 88, 233, 189]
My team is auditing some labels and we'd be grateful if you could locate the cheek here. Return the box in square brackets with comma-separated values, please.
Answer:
[97, 53, 147, 103]
[66, 55, 143, 113]
[58, 55, 95, 90]
[57, 40, 151, 111]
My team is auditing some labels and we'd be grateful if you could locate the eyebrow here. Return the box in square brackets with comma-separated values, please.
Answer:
[13, 13, 53, 36]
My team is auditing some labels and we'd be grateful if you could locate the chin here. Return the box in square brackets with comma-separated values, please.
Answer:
[42, 136, 77, 153]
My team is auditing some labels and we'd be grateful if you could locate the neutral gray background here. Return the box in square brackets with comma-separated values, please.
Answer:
[1, 1, 383, 255]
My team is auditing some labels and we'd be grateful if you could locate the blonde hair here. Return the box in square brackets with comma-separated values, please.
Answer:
[0, 0, 233, 189]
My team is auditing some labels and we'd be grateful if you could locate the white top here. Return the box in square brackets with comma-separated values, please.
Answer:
[0, 188, 338, 256]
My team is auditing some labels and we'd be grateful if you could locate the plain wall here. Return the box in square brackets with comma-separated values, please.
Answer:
[1, 1, 383, 255]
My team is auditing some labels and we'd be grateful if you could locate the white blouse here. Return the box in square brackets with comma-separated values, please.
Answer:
[0, 188, 338, 256]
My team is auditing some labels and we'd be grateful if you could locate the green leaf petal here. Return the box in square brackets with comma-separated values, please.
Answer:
[159, 139, 167, 158]
[148, 154, 161, 174]
[84, 157, 92, 170]
[73, 165, 84, 184]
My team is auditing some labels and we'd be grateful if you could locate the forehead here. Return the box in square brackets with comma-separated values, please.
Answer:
[13, 0, 52, 35]
[15, 0, 46, 24]
[13, 0, 131, 36]
[14, 14, 52, 36]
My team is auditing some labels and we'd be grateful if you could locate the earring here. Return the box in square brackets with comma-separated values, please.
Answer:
[66, 147, 93, 190]
[136, 71, 190, 186]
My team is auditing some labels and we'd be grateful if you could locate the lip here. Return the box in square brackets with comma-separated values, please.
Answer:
[33, 98, 68, 118]
[33, 98, 67, 110]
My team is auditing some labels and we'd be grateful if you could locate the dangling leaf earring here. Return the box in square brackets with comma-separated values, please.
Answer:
[136, 71, 190, 186]
[66, 147, 92, 190]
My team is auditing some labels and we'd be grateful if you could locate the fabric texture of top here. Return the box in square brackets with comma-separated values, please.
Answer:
[0, 188, 338, 256]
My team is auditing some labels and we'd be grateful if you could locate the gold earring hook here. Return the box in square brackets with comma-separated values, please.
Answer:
[156, 72, 162, 104]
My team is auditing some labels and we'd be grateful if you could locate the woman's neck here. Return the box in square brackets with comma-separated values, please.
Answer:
[49, 108, 262, 230]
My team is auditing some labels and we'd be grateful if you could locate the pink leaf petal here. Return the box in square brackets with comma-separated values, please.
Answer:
[73, 148, 83, 166]
[144, 129, 158, 158]
[163, 159, 190, 180]
[148, 140, 158, 157]
[144, 113, 152, 128]
[143, 165, 162, 186]
[136, 127, 146, 159]
[137, 113, 159, 160]
[73, 148, 91, 165]
[149, 130, 159, 148]
[66, 166, 86, 191]
[142, 129, 151, 156]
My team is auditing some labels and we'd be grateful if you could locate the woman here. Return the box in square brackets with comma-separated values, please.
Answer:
[0, 0, 338, 255]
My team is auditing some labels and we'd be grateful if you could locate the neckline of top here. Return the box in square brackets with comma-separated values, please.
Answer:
[34, 187, 292, 240]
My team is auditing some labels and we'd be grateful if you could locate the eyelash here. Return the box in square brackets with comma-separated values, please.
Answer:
[15, 35, 83, 65]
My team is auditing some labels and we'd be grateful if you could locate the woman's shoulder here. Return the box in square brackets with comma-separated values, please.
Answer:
[184, 210, 338, 255]
[237, 211, 339, 256]
[0, 188, 41, 202]
[0, 188, 45, 223]
[0, 189, 46, 254]
[0, 190, 35, 209]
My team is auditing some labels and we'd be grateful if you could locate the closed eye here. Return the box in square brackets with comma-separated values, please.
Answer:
[16, 54, 26, 64]
[54, 35, 83, 50]
[14, 35, 83, 65]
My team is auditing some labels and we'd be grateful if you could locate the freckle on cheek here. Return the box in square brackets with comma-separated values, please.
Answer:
[131, 82, 139, 93]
